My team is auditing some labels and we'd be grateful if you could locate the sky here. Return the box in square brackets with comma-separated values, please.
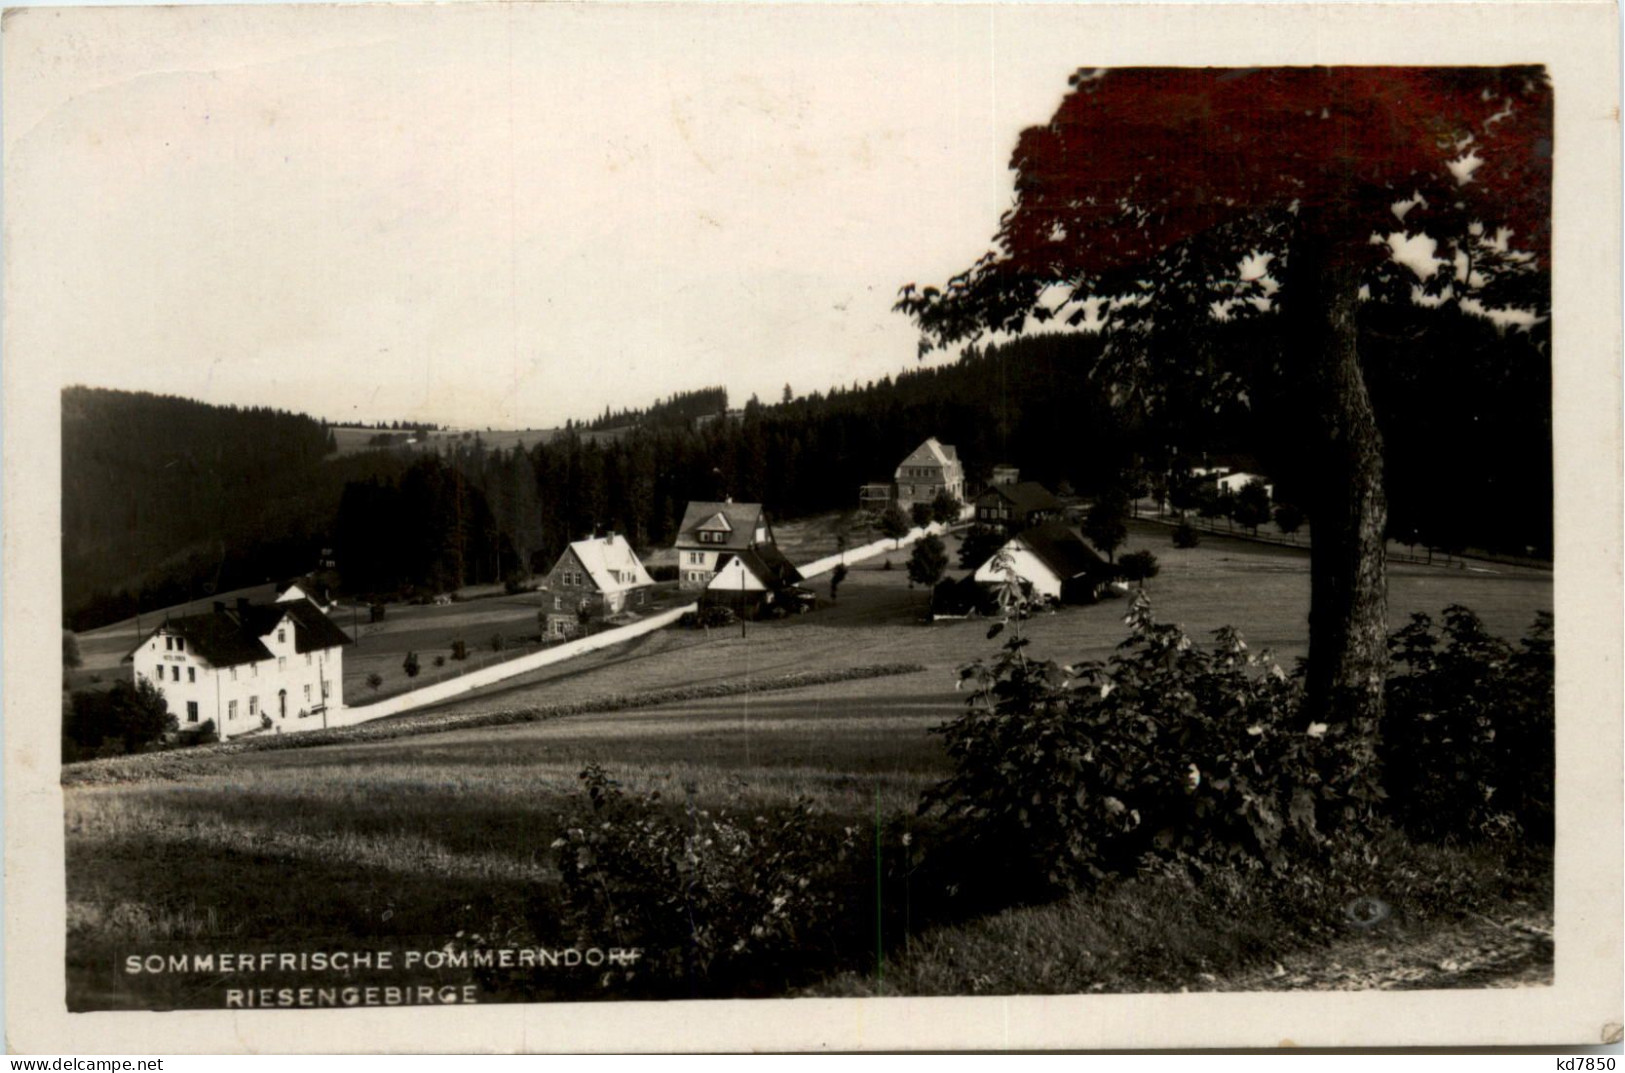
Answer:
[5, 5, 1107, 429]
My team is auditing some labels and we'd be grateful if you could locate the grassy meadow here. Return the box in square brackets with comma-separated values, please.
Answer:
[63, 522, 1554, 1007]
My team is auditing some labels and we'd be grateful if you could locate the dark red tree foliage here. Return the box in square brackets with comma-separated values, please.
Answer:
[898, 66, 1551, 736]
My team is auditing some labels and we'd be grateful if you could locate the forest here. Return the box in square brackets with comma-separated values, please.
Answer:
[62, 307, 1550, 629]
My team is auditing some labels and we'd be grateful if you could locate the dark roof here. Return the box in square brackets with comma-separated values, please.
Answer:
[717, 545, 803, 588]
[273, 599, 355, 654]
[1017, 522, 1109, 581]
[980, 481, 1060, 514]
[676, 501, 766, 551]
[123, 598, 351, 667]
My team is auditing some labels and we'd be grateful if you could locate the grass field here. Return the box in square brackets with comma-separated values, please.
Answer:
[62, 523, 1553, 1008]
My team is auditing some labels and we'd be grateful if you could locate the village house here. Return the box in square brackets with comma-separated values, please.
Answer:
[973, 521, 1115, 604]
[1216, 471, 1274, 498]
[975, 480, 1062, 533]
[703, 544, 806, 618]
[125, 595, 351, 740]
[539, 533, 656, 639]
[989, 463, 1021, 487]
[893, 437, 966, 510]
[674, 500, 778, 591]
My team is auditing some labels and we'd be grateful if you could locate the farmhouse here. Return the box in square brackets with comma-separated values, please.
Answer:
[674, 500, 778, 591]
[539, 533, 656, 639]
[893, 437, 966, 510]
[1216, 471, 1274, 498]
[975, 480, 1062, 533]
[703, 544, 805, 618]
[973, 521, 1114, 604]
[125, 596, 351, 740]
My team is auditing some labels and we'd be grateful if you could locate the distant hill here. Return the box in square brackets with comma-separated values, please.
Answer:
[61, 387, 408, 630]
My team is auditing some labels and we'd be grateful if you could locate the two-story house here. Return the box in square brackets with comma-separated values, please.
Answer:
[124, 595, 351, 740]
[975, 481, 1062, 533]
[894, 438, 966, 510]
[674, 501, 776, 591]
[539, 533, 657, 639]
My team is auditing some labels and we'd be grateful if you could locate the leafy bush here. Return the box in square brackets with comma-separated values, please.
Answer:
[1381, 606, 1554, 844]
[63, 678, 176, 759]
[175, 718, 217, 748]
[930, 490, 962, 525]
[679, 606, 737, 629]
[450, 639, 468, 661]
[402, 651, 421, 678]
[921, 592, 1371, 893]
[878, 506, 910, 544]
[1172, 523, 1201, 548]
[552, 765, 858, 993]
[1117, 549, 1160, 586]
[433, 655, 446, 668]
[366, 672, 383, 691]
[957, 524, 1005, 570]
[906, 534, 949, 590]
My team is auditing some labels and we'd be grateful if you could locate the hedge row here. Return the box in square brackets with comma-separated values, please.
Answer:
[61, 661, 929, 786]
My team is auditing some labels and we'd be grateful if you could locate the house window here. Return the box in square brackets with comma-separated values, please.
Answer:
[304, 684, 312, 702]
[176, 638, 185, 653]
[321, 681, 329, 698]
[278, 657, 286, 671]
[306, 653, 312, 666]
[188, 667, 196, 683]
[228, 700, 238, 720]
[164, 637, 172, 651]
[553, 595, 562, 611]
[230, 667, 238, 681]
[171, 666, 181, 682]
[277, 629, 286, 644]
[186, 701, 198, 723]
[249, 696, 258, 717]
[252, 664, 259, 677]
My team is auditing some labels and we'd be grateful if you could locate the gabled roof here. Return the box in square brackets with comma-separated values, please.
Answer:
[123, 598, 351, 667]
[676, 501, 766, 550]
[979, 481, 1060, 514]
[566, 534, 655, 594]
[898, 437, 960, 471]
[713, 545, 803, 589]
[1014, 522, 1109, 581]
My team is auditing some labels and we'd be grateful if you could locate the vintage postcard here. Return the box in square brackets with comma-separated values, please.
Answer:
[4, 0, 1620, 1053]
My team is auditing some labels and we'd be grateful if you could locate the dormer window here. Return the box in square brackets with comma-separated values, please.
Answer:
[176, 637, 184, 653]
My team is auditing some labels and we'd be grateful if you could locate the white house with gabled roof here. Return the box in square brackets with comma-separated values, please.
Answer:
[124, 596, 352, 740]
[539, 533, 657, 638]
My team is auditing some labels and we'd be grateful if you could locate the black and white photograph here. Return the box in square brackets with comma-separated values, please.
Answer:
[4, 0, 1619, 1053]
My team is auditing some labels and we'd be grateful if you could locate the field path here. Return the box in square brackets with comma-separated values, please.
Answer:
[1212, 908, 1554, 992]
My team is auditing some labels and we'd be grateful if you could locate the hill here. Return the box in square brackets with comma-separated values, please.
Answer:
[61, 387, 409, 629]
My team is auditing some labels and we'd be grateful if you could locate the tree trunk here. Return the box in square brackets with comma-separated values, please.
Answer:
[1292, 230, 1389, 739]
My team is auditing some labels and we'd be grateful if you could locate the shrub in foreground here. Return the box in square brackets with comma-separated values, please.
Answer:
[1381, 606, 1554, 844]
[921, 592, 1372, 893]
[552, 765, 858, 994]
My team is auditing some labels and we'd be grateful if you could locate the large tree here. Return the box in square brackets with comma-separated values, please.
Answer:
[898, 66, 1550, 735]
